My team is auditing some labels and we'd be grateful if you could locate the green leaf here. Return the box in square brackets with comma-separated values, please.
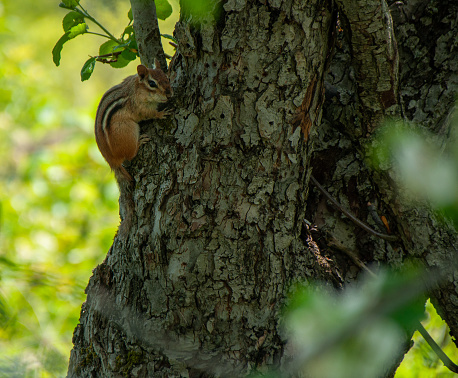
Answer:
[121, 48, 137, 62]
[128, 38, 138, 51]
[283, 270, 426, 378]
[52, 33, 71, 66]
[62, 11, 85, 32]
[180, 0, 222, 23]
[122, 25, 134, 39]
[63, 0, 80, 7]
[99, 40, 119, 56]
[156, 0, 173, 20]
[68, 23, 87, 39]
[59, 0, 79, 9]
[113, 41, 130, 51]
[110, 54, 131, 69]
[81, 57, 96, 81]
[127, 8, 133, 21]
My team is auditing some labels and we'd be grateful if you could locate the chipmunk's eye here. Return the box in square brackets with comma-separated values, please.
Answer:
[148, 79, 158, 88]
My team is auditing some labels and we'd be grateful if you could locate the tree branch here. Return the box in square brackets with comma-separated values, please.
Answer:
[130, 0, 167, 70]
[335, 0, 399, 129]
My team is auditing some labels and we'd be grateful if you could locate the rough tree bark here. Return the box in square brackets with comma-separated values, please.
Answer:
[67, 0, 458, 376]
[130, 0, 167, 70]
[309, 0, 458, 343]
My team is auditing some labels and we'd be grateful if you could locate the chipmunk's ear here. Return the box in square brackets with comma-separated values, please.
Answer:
[153, 58, 161, 70]
[137, 65, 148, 79]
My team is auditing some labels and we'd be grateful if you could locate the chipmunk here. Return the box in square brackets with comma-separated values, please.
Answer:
[94, 61, 173, 238]
[95, 61, 173, 183]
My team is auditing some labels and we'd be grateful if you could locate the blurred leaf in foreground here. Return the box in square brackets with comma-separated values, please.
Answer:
[283, 268, 426, 378]
[368, 111, 458, 226]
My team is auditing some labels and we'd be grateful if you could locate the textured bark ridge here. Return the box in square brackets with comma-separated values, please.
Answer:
[68, 1, 337, 376]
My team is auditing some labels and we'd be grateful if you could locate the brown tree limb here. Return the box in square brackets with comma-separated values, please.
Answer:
[335, 0, 399, 129]
[130, 0, 167, 70]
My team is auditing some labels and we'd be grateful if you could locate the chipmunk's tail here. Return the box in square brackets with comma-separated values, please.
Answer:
[114, 165, 132, 183]
[114, 166, 134, 240]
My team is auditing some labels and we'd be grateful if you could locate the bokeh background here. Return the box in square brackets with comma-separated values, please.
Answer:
[0, 0, 456, 376]
[0, 0, 178, 375]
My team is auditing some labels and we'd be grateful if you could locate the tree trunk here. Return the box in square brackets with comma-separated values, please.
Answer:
[67, 0, 458, 376]
[309, 0, 458, 344]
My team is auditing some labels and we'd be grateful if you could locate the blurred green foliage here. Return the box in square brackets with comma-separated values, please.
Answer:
[368, 116, 458, 226]
[397, 300, 458, 378]
[283, 269, 423, 378]
[54, 0, 174, 81]
[282, 265, 458, 378]
[283, 269, 458, 378]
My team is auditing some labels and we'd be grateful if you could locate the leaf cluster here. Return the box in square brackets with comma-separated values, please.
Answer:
[53, 0, 174, 81]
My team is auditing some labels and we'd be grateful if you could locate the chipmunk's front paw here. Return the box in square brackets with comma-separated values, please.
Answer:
[159, 108, 173, 118]
[138, 134, 151, 146]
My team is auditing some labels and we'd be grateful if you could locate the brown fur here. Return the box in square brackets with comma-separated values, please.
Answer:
[94, 65, 173, 183]
[94, 64, 173, 239]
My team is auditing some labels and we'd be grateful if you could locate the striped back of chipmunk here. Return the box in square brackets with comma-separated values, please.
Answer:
[95, 76, 134, 135]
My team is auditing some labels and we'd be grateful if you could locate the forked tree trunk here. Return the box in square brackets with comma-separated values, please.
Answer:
[310, 0, 458, 346]
[67, 0, 458, 376]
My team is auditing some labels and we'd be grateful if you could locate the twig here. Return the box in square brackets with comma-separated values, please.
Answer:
[76, 4, 121, 43]
[310, 175, 398, 242]
[416, 322, 458, 373]
[327, 237, 377, 277]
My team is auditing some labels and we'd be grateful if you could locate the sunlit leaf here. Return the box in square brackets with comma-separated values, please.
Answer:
[59, 0, 79, 9]
[62, 11, 85, 32]
[156, 0, 173, 20]
[99, 39, 119, 56]
[68, 23, 87, 39]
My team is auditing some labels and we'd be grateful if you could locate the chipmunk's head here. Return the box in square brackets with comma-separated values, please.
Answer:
[137, 61, 173, 104]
